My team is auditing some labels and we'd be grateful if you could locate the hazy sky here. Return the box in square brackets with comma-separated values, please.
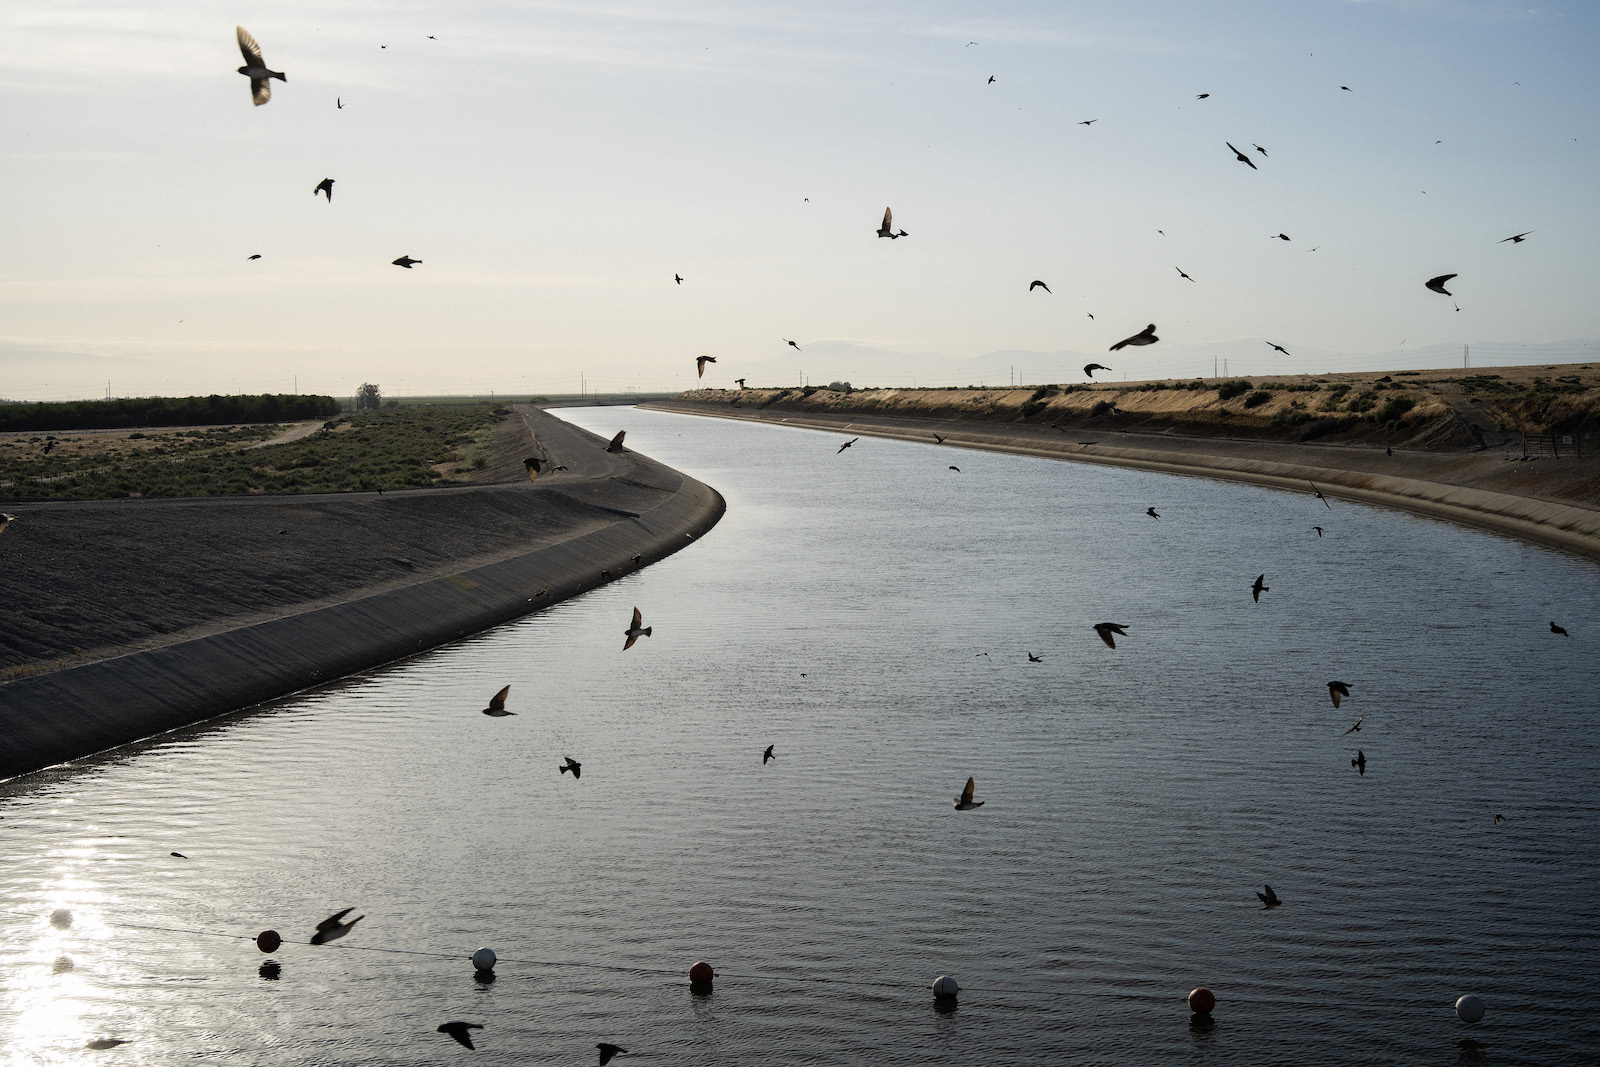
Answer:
[3, 0, 1597, 399]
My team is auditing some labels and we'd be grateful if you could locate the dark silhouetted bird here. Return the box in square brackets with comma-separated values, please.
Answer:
[1551, 621, 1570, 636]
[876, 207, 907, 239]
[392, 255, 421, 268]
[1425, 273, 1457, 295]
[236, 26, 285, 106]
[0, 513, 15, 535]
[1029, 280, 1051, 292]
[247, 254, 261, 260]
[987, 75, 995, 83]
[170, 852, 186, 858]
[696, 355, 716, 377]
[1493, 814, 1507, 825]
[1340, 85, 1352, 91]
[1147, 507, 1160, 519]
[763, 745, 775, 764]
[1251, 574, 1269, 602]
[1309, 481, 1331, 508]
[1271, 233, 1290, 241]
[437, 1022, 483, 1049]
[1328, 681, 1351, 708]
[1342, 716, 1364, 735]
[948, 465, 961, 472]
[607, 430, 626, 453]
[954, 777, 984, 810]
[735, 378, 746, 389]
[1265, 341, 1290, 355]
[1176, 267, 1194, 281]
[523, 457, 540, 481]
[1226, 142, 1258, 169]
[1352, 750, 1366, 775]
[1093, 622, 1128, 649]
[1027, 652, 1042, 662]
[674, 273, 683, 284]
[560, 756, 582, 779]
[1499, 232, 1532, 244]
[1253, 144, 1268, 156]
[314, 178, 334, 201]
[623, 607, 651, 650]
[1256, 885, 1281, 908]
[1110, 323, 1158, 351]
[1196, 92, 1210, 99]
[785, 339, 800, 350]
[337, 97, 343, 108]
[598, 1042, 628, 1065]
[933, 433, 944, 443]
[1311, 526, 1323, 537]
[311, 907, 364, 945]
[837, 437, 859, 453]
[482, 685, 513, 716]
[1084, 363, 1110, 377]
[1079, 119, 1096, 125]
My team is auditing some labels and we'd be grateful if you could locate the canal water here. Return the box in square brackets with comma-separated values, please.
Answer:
[2, 406, 1596, 1065]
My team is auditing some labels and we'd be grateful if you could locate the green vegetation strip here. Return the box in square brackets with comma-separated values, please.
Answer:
[0, 405, 504, 500]
[0, 394, 339, 432]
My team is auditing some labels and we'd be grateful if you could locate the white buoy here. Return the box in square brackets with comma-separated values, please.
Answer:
[932, 974, 960, 999]
[471, 948, 497, 972]
[1455, 994, 1485, 1024]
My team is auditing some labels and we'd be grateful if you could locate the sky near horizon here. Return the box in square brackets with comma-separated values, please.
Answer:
[3, 0, 1598, 400]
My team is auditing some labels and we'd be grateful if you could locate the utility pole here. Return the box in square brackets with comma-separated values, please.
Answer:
[1224, 359, 1228, 377]
[1212, 356, 1217, 378]
[1464, 344, 1470, 369]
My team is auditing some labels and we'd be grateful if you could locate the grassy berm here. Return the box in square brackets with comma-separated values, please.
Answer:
[682, 364, 1600, 447]
[0, 405, 506, 500]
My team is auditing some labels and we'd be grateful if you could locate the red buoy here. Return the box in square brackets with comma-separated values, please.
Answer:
[256, 930, 282, 954]
[689, 961, 714, 988]
[1188, 987, 1216, 1015]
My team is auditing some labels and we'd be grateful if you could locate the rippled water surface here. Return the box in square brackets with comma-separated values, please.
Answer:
[4, 406, 1599, 1066]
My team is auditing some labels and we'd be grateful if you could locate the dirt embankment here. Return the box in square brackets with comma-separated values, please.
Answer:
[675, 362, 1600, 451]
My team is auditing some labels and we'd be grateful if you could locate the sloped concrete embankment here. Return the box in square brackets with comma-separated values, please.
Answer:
[643, 398, 1600, 564]
[0, 418, 724, 780]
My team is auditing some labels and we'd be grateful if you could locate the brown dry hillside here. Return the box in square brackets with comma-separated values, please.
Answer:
[677, 364, 1600, 450]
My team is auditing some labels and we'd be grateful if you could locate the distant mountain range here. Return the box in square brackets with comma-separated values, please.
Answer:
[714, 338, 1600, 391]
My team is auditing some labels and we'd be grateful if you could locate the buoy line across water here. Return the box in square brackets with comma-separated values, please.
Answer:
[21, 914, 1494, 1016]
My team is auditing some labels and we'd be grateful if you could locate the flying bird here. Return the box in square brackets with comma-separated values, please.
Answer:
[1271, 233, 1291, 241]
[1425, 273, 1457, 296]
[247, 254, 261, 260]
[1078, 119, 1097, 126]
[785, 339, 800, 350]
[1340, 85, 1352, 91]
[1145, 507, 1160, 519]
[437, 1022, 483, 1050]
[763, 745, 775, 764]
[1175, 267, 1195, 282]
[337, 97, 343, 108]
[1328, 681, 1351, 708]
[837, 437, 859, 453]
[607, 430, 626, 453]
[523, 457, 540, 481]
[598, 1043, 628, 1065]
[559, 756, 582, 779]
[876, 207, 907, 238]
[1265, 341, 1290, 355]
[734, 378, 746, 389]
[1309, 481, 1332, 508]
[987, 75, 995, 83]
[932, 433, 944, 443]
[170, 852, 186, 858]
[1352, 750, 1367, 775]
[674, 273, 683, 284]
[623, 607, 651, 650]
[948, 465, 961, 472]
[1027, 652, 1042, 662]
[1251, 574, 1269, 602]
[1083, 363, 1110, 378]
[1499, 232, 1532, 244]
[1196, 93, 1210, 99]
[696, 355, 717, 377]
[1342, 716, 1364, 735]
[0, 513, 16, 535]
[1226, 142, 1258, 169]
[1311, 526, 1323, 537]
[1256, 885, 1281, 908]
[236, 26, 286, 107]
[1093, 622, 1129, 649]
[313, 178, 334, 202]
[1253, 144, 1268, 156]
[392, 255, 421, 268]
[1110, 323, 1158, 351]
[311, 907, 364, 945]
[1029, 280, 1051, 292]
[953, 777, 984, 810]
[1550, 621, 1570, 636]
[482, 685, 513, 716]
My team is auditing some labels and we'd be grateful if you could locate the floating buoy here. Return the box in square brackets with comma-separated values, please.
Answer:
[932, 975, 960, 1000]
[49, 909, 72, 929]
[472, 948, 497, 972]
[1188, 987, 1216, 1015]
[255, 930, 282, 954]
[689, 961, 714, 991]
[1455, 994, 1485, 1024]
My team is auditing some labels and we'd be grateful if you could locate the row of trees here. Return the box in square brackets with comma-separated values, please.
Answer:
[0, 394, 341, 432]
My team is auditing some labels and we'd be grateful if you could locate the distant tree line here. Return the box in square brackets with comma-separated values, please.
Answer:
[0, 394, 341, 432]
